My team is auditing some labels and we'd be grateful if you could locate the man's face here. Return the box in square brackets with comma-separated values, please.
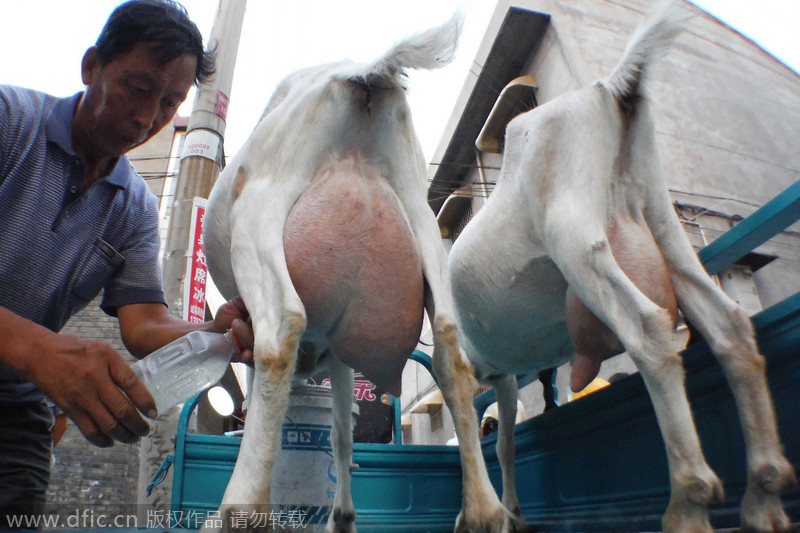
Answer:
[75, 42, 197, 160]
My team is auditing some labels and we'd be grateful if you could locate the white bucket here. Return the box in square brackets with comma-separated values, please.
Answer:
[270, 384, 358, 531]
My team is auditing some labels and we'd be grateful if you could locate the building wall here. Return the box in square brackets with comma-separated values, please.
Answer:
[506, 0, 799, 203]
[127, 119, 179, 199]
[128, 119, 187, 259]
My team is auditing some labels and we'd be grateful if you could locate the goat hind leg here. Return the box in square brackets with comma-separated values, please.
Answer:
[325, 355, 357, 533]
[547, 226, 723, 533]
[674, 273, 793, 532]
[425, 298, 523, 532]
[431, 311, 508, 533]
[394, 180, 509, 532]
[490, 374, 527, 532]
[212, 303, 305, 533]
[643, 181, 796, 531]
[207, 207, 307, 532]
[419, 257, 508, 531]
[642, 114, 797, 527]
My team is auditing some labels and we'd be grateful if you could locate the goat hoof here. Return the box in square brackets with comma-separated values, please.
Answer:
[502, 510, 528, 533]
[453, 503, 508, 533]
[662, 509, 714, 533]
[663, 476, 719, 533]
[325, 506, 356, 533]
[740, 459, 796, 532]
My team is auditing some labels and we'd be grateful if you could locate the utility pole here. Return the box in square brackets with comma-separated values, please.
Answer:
[138, 0, 247, 517]
[162, 0, 247, 310]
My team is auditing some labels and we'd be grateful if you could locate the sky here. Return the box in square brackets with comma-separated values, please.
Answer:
[2, 0, 799, 164]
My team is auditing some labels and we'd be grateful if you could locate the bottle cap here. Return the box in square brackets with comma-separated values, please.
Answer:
[227, 328, 245, 354]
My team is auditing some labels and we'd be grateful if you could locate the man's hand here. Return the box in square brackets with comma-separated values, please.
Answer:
[27, 335, 155, 447]
[213, 297, 254, 366]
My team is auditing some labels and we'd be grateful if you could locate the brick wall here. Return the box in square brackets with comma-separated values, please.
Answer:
[44, 297, 142, 516]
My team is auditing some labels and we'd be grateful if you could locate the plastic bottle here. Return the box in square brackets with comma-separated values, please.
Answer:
[131, 330, 241, 416]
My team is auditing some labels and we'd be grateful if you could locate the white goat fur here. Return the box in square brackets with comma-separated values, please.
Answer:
[203, 13, 513, 533]
[448, 2, 795, 532]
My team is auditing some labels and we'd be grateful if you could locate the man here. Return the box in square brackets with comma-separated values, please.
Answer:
[0, 0, 253, 523]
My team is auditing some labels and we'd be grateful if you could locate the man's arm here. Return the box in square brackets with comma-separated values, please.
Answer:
[117, 298, 254, 363]
[0, 298, 252, 449]
[0, 305, 154, 447]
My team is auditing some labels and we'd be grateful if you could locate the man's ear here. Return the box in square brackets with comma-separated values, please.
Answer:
[81, 47, 100, 86]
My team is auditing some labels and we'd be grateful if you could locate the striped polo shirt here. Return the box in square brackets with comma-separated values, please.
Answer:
[0, 85, 167, 403]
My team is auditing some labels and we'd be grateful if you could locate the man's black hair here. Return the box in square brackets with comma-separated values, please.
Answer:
[95, 0, 215, 85]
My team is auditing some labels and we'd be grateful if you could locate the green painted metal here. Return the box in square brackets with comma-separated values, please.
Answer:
[698, 179, 800, 275]
[171, 393, 204, 524]
[409, 349, 437, 386]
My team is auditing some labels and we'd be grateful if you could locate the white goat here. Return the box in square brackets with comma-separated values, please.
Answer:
[448, 2, 796, 532]
[203, 14, 511, 533]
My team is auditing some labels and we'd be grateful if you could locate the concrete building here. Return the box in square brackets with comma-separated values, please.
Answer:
[130, 115, 189, 259]
[401, 0, 800, 444]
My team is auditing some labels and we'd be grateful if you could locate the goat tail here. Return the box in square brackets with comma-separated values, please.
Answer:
[360, 10, 464, 88]
[604, 0, 687, 105]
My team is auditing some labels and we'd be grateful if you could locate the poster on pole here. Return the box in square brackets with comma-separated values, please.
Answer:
[183, 197, 208, 323]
